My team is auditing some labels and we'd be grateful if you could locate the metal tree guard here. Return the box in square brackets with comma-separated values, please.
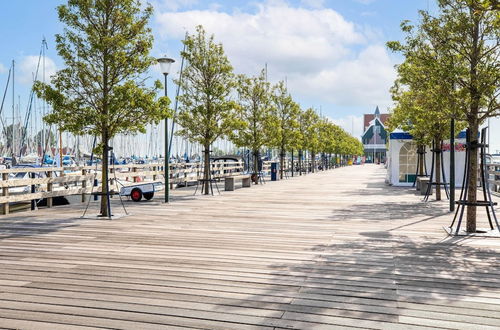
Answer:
[423, 140, 450, 202]
[449, 127, 500, 234]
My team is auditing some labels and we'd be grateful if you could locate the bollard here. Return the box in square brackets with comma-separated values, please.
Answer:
[31, 172, 36, 211]
[94, 179, 99, 201]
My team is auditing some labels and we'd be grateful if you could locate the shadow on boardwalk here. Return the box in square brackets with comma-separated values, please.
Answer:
[219, 231, 500, 328]
[0, 215, 87, 240]
[329, 201, 449, 222]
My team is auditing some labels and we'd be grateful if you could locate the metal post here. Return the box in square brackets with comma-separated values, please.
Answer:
[12, 60, 15, 158]
[291, 149, 294, 177]
[450, 117, 455, 212]
[488, 117, 491, 154]
[164, 73, 169, 203]
[30, 172, 36, 210]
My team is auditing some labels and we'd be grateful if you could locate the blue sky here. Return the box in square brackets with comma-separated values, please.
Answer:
[0, 0, 442, 141]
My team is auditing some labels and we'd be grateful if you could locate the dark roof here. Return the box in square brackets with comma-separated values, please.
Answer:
[364, 113, 390, 129]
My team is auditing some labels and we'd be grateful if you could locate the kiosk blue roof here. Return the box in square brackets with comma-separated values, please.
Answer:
[390, 131, 467, 140]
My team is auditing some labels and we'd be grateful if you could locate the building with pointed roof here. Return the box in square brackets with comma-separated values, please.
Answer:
[362, 106, 390, 163]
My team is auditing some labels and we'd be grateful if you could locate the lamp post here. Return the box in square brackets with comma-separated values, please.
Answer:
[450, 117, 455, 212]
[157, 56, 175, 203]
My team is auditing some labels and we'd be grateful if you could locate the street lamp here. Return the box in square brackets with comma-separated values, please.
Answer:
[157, 56, 175, 203]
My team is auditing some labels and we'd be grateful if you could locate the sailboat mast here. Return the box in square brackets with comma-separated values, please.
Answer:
[11, 60, 15, 159]
[59, 129, 63, 166]
[42, 37, 47, 156]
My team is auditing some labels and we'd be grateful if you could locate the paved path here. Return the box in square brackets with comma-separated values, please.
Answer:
[0, 164, 499, 329]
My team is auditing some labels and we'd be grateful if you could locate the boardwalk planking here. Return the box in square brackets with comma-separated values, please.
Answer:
[0, 164, 500, 329]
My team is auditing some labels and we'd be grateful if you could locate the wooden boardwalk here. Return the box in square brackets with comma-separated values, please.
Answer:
[0, 164, 499, 329]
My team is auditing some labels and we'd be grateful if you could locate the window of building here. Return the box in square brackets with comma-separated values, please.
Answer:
[399, 142, 417, 183]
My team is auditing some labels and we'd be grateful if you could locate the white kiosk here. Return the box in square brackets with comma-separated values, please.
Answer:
[386, 130, 467, 187]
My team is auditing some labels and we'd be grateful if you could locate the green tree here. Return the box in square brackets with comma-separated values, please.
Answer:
[175, 26, 240, 194]
[319, 119, 344, 169]
[387, 90, 431, 178]
[297, 108, 308, 174]
[389, 0, 497, 213]
[35, 0, 169, 216]
[325, 122, 344, 166]
[420, 0, 499, 231]
[300, 108, 321, 173]
[388, 16, 465, 201]
[268, 81, 300, 179]
[231, 70, 271, 180]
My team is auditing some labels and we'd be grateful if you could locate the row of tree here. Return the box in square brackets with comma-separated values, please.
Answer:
[387, 0, 499, 232]
[34, 0, 362, 216]
[177, 26, 363, 191]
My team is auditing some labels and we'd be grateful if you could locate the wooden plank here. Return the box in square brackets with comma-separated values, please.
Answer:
[1, 172, 8, 215]
[0, 174, 94, 188]
[0, 187, 93, 203]
[0, 164, 499, 329]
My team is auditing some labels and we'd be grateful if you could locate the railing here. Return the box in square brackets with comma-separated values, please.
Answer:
[0, 167, 95, 214]
[0, 161, 247, 215]
[0, 157, 349, 215]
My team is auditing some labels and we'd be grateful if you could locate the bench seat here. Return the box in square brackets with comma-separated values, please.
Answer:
[225, 175, 251, 191]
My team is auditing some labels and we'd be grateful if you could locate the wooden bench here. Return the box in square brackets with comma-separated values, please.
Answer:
[225, 175, 252, 191]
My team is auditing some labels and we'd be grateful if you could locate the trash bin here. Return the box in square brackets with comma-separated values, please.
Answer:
[271, 162, 279, 181]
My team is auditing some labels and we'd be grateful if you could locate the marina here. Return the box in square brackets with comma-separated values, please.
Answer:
[0, 0, 499, 329]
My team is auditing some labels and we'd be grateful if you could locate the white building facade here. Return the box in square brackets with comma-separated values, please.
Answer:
[386, 130, 467, 187]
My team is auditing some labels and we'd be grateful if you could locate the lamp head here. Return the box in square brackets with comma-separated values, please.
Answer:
[157, 57, 175, 75]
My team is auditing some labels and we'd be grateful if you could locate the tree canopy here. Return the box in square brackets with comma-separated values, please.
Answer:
[388, 0, 499, 228]
[268, 81, 300, 178]
[175, 25, 241, 193]
[35, 0, 168, 216]
[231, 69, 271, 175]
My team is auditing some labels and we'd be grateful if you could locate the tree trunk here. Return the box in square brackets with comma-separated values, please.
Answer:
[279, 149, 285, 180]
[304, 150, 309, 175]
[435, 140, 441, 201]
[466, 13, 481, 232]
[252, 149, 259, 183]
[311, 152, 316, 173]
[467, 122, 479, 233]
[299, 150, 302, 176]
[100, 130, 109, 217]
[203, 145, 210, 195]
[418, 145, 425, 176]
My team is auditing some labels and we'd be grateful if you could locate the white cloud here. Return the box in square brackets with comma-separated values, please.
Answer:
[331, 115, 364, 140]
[18, 55, 57, 85]
[295, 45, 396, 108]
[155, 0, 396, 112]
[0, 63, 6, 74]
[156, 1, 366, 74]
